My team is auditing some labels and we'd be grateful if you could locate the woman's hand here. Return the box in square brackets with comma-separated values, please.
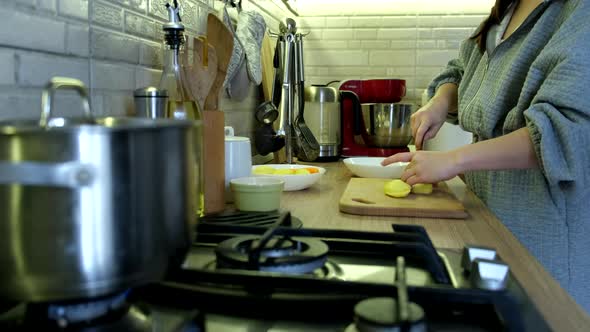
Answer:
[381, 151, 462, 185]
[411, 98, 448, 150]
[412, 83, 458, 150]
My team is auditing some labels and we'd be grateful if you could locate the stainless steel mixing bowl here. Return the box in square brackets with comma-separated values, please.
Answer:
[360, 103, 414, 147]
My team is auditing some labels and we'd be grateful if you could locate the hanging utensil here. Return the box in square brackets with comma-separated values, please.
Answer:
[276, 32, 295, 163]
[182, 36, 218, 111]
[254, 33, 284, 156]
[293, 33, 319, 162]
[271, 36, 283, 108]
[254, 101, 284, 155]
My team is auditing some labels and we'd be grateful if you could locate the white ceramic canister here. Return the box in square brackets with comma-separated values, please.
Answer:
[224, 126, 252, 202]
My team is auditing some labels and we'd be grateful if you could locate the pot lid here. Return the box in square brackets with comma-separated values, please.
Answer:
[0, 117, 196, 135]
[304, 86, 339, 103]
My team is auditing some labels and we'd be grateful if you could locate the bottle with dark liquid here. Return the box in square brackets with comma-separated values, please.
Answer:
[159, 1, 204, 218]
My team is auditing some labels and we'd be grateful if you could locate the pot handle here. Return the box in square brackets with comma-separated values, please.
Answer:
[340, 90, 363, 135]
[0, 162, 95, 188]
[40, 77, 92, 128]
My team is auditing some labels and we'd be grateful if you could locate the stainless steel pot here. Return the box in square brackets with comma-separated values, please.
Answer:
[360, 103, 414, 147]
[0, 77, 197, 302]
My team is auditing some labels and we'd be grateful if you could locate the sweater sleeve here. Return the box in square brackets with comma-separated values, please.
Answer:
[523, 46, 590, 185]
[426, 39, 473, 124]
[426, 57, 464, 100]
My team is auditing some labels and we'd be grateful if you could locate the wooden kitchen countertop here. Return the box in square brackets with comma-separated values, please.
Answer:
[280, 161, 590, 332]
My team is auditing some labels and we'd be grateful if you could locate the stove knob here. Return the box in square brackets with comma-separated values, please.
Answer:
[461, 246, 498, 272]
[470, 258, 510, 291]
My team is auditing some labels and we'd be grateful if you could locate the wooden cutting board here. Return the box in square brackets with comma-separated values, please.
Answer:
[339, 178, 468, 219]
[260, 31, 275, 102]
[203, 110, 225, 215]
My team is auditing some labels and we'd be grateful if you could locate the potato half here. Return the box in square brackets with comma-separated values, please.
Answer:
[412, 183, 433, 195]
[384, 179, 412, 198]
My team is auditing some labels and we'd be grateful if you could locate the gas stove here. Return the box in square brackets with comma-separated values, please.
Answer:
[0, 211, 550, 332]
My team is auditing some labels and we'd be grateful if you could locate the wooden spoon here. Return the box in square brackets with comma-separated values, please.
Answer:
[183, 36, 217, 111]
[204, 13, 234, 111]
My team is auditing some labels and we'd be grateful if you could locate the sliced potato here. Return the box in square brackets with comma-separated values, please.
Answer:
[253, 166, 275, 175]
[412, 183, 433, 195]
[274, 168, 295, 175]
[384, 179, 411, 198]
[294, 168, 311, 175]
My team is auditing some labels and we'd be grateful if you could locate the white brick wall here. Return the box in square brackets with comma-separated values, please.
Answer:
[67, 24, 91, 57]
[18, 52, 90, 86]
[59, 0, 90, 21]
[0, 0, 288, 153]
[0, 10, 66, 53]
[0, 1, 490, 148]
[299, 11, 487, 103]
[0, 50, 16, 86]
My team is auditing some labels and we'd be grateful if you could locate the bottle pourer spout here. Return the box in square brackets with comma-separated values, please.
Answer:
[163, 1, 184, 31]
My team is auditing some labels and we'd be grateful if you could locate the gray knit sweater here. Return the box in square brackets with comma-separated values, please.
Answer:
[427, 0, 590, 312]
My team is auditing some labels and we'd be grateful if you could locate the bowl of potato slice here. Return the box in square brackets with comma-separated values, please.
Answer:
[251, 164, 326, 191]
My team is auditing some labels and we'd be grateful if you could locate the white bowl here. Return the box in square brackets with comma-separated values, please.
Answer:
[251, 164, 326, 191]
[343, 157, 409, 179]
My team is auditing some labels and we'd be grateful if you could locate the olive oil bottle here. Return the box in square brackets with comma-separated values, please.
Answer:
[159, 1, 204, 218]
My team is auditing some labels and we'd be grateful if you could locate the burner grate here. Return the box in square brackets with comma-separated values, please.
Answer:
[213, 212, 328, 274]
[215, 235, 329, 274]
[199, 210, 303, 228]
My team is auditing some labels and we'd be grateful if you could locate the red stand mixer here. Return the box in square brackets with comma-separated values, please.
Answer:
[339, 79, 413, 157]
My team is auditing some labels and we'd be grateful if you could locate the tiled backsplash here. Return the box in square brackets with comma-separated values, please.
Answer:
[0, 0, 286, 142]
[298, 12, 488, 105]
[0, 0, 490, 151]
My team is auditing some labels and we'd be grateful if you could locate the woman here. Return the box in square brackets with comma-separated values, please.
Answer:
[382, 0, 590, 311]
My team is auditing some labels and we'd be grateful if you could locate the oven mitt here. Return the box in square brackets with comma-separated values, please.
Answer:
[222, 6, 250, 101]
[221, 6, 245, 90]
[236, 10, 266, 85]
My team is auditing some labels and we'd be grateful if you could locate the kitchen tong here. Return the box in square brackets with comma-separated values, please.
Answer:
[276, 19, 320, 163]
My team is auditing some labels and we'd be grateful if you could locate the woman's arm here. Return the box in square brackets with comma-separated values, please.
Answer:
[382, 127, 538, 185]
[432, 83, 459, 117]
[455, 127, 538, 171]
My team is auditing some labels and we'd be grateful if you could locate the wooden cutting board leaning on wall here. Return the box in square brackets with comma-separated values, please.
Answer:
[339, 178, 468, 219]
[260, 31, 275, 103]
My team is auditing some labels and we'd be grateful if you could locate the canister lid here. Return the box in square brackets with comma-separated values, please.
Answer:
[225, 136, 250, 142]
[304, 86, 339, 103]
[134, 87, 168, 98]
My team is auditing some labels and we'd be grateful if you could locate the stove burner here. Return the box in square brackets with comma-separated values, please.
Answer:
[0, 292, 154, 332]
[215, 235, 329, 274]
[45, 291, 128, 327]
[352, 297, 426, 332]
[347, 256, 426, 332]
